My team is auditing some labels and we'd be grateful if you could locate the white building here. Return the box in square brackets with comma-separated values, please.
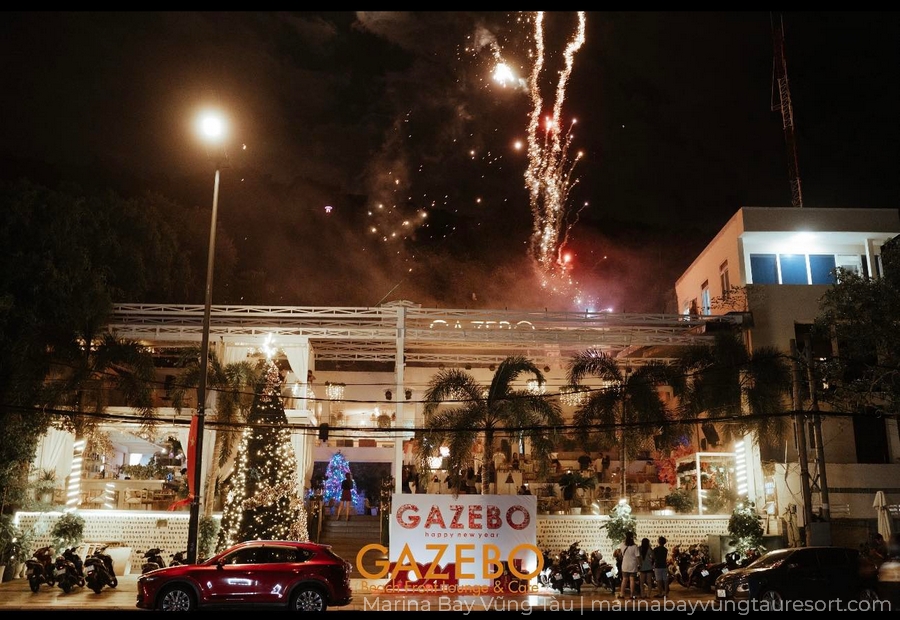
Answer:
[675, 206, 900, 542]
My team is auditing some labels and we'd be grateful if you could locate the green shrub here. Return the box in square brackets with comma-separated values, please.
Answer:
[50, 512, 85, 550]
[199, 516, 220, 560]
[665, 488, 695, 513]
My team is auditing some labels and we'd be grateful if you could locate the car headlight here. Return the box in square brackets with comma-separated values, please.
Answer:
[735, 580, 750, 593]
[138, 575, 163, 585]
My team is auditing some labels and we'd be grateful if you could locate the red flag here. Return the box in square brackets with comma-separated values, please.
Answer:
[186, 415, 198, 500]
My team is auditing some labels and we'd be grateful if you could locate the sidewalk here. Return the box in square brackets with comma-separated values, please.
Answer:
[0, 573, 716, 611]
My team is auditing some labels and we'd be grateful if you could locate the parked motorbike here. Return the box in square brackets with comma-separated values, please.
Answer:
[588, 549, 619, 594]
[680, 544, 709, 589]
[141, 547, 167, 573]
[549, 541, 587, 594]
[169, 550, 187, 566]
[84, 545, 118, 593]
[25, 545, 56, 592]
[54, 547, 85, 593]
[537, 549, 557, 589]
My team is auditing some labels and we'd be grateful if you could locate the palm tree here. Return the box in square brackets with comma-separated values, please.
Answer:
[673, 331, 792, 456]
[567, 350, 681, 497]
[44, 326, 158, 510]
[418, 356, 563, 495]
[169, 349, 260, 515]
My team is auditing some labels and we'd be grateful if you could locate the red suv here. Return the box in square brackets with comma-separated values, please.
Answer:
[136, 540, 353, 611]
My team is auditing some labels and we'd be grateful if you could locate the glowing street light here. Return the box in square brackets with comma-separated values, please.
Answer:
[186, 109, 228, 564]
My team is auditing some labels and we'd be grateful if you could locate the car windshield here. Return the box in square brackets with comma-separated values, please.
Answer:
[748, 549, 793, 568]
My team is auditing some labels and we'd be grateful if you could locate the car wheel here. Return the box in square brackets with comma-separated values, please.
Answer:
[758, 589, 784, 605]
[290, 586, 327, 612]
[159, 584, 196, 611]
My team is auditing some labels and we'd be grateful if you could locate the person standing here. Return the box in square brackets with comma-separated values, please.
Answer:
[617, 531, 640, 599]
[652, 536, 669, 597]
[335, 471, 354, 521]
[638, 537, 654, 598]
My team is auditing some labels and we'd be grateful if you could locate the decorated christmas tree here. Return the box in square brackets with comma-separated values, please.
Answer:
[217, 357, 307, 549]
[323, 451, 361, 514]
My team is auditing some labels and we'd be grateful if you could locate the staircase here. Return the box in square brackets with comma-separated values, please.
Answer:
[318, 515, 386, 577]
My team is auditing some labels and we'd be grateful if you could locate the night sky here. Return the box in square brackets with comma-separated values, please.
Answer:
[1, 12, 897, 313]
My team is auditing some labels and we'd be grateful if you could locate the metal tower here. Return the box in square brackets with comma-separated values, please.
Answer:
[771, 13, 804, 208]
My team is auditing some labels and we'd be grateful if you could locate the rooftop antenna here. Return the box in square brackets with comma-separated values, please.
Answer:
[771, 12, 804, 208]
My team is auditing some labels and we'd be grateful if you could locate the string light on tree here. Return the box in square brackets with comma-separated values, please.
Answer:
[323, 451, 363, 515]
[217, 343, 305, 549]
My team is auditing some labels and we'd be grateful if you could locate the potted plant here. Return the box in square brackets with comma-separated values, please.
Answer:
[34, 468, 57, 503]
[2, 525, 31, 582]
[558, 470, 595, 503]
[50, 512, 85, 551]
[665, 488, 695, 514]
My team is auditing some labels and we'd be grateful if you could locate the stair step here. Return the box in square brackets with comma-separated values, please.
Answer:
[315, 516, 385, 576]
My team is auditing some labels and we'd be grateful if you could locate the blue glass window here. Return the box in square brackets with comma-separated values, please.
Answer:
[779, 254, 808, 284]
[750, 254, 777, 284]
[809, 255, 837, 285]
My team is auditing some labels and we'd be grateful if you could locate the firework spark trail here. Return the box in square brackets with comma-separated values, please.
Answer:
[524, 11, 587, 298]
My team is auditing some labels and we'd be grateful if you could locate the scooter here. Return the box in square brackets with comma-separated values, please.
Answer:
[84, 545, 118, 593]
[141, 547, 167, 573]
[169, 550, 187, 566]
[25, 545, 55, 592]
[537, 549, 556, 589]
[54, 548, 85, 594]
[589, 549, 619, 594]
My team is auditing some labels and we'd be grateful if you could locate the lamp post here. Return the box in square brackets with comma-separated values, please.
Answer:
[187, 111, 228, 564]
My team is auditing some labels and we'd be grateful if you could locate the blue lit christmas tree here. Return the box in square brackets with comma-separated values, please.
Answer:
[323, 451, 362, 514]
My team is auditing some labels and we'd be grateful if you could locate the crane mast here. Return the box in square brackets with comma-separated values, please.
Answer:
[771, 13, 804, 208]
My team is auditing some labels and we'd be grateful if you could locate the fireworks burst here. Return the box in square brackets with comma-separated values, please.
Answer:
[523, 11, 590, 304]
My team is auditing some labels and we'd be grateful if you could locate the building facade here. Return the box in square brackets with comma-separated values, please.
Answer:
[675, 206, 900, 542]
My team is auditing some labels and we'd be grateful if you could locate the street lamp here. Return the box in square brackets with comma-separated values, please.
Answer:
[187, 110, 228, 564]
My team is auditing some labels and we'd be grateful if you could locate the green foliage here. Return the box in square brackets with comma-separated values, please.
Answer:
[7, 524, 33, 563]
[120, 456, 169, 480]
[727, 500, 765, 555]
[0, 514, 15, 564]
[705, 485, 738, 514]
[665, 488, 695, 514]
[814, 237, 900, 418]
[558, 470, 595, 500]
[606, 501, 637, 545]
[418, 356, 563, 494]
[198, 516, 220, 560]
[50, 512, 85, 550]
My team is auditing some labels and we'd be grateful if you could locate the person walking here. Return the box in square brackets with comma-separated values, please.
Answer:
[652, 536, 669, 597]
[638, 537, 654, 598]
[335, 471, 355, 521]
[617, 531, 640, 599]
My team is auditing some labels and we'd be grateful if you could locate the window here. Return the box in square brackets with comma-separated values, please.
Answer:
[779, 254, 808, 284]
[224, 548, 262, 565]
[719, 261, 730, 296]
[836, 254, 861, 276]
[809, 255, 837, 285]
[700, 281, 711, 315]
[750, 254, 778, 284]
[853, 412, 889, 464]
